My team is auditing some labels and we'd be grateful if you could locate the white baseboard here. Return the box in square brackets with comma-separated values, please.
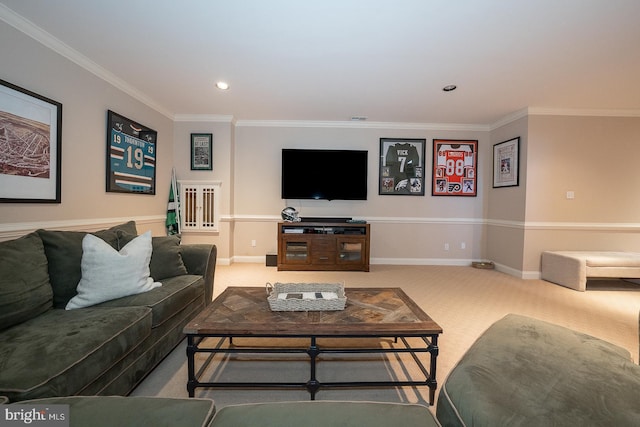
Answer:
[371, 257, 473, 266]
[230, 256, 476, 267]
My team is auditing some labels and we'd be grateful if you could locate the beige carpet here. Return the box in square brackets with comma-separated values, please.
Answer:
[131, 264, 640, 409]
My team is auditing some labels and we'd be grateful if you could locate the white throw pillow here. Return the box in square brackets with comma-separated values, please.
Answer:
[66, 231, 161, 310]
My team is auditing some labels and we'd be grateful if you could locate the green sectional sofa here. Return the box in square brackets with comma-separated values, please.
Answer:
[209, 401, 440, 427]
[436, 314, 640, 426]
[2, 396, 217, 427]
[2, 397, 441, 427]
[0, 221, 217, 402]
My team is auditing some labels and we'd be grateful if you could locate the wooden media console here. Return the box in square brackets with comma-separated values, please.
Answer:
[277, 222, 370, 271]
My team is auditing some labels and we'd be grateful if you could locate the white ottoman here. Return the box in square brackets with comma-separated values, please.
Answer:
[541, 251, 640, 291]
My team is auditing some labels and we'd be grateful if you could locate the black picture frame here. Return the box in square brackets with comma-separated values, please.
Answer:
[0, 79, 62, 203]
[190, 133, 213, 170]
[106, 110, 157, 194]
[493, 137, 520, 188]
[379, 138, 426, 196]
[432, 139, 478, 196]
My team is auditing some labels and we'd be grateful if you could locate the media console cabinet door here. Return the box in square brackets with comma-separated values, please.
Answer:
[277, 222, 370, 271]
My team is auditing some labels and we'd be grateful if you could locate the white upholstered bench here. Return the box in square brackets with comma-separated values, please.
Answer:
[541, 251, 640, 291]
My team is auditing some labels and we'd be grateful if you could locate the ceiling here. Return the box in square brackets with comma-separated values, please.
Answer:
[2, 0, 640, 125]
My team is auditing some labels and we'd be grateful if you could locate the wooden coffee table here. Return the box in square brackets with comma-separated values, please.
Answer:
[183, 287, 443, 404]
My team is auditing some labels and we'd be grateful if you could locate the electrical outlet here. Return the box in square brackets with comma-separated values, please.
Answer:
[461, 242, 466, 249]
[444, 243, 450, 251]
[251, 240, 257, 247]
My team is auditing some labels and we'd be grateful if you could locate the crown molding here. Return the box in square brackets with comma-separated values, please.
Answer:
[527, 107, 640, 117]
[4, 4, 638, 128]
[489, 106, 640, 131]
[234, 119, 490, 131]
[174, 114, 235, 123]
[0, 4, 173, 119]
[489, 108, 529, 130]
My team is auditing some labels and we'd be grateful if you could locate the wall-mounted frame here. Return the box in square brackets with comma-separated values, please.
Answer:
[493, 137, 520, 188]
[0, 79, 62, 203]
[190, 133, 213, 170]
[432, 139, 478, 196]
[106, 110, 157, 194]
[379, 138, 425, 195]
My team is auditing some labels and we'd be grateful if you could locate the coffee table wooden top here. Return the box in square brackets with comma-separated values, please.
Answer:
[184, 287, 442, 337]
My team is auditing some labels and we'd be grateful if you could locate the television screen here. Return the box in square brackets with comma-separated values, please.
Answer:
[281, 149, 368, 200]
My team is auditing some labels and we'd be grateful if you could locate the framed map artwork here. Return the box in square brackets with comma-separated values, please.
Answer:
[432, 139, 478, 196]
[0, 79, 62, 203]
[106, 110, 157, 194]
[379, 138, 426, 196]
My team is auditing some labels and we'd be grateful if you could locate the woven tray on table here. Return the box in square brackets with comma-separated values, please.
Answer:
[266, 282, 347, 311]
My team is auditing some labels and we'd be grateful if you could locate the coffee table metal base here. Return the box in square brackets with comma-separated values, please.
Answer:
[186, 333, 439, 405]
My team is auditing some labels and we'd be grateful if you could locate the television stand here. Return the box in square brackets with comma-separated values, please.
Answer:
[277, 222, 370, 271]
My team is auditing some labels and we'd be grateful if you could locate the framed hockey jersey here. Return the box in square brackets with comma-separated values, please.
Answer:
[432, 139, 478, 196]
[106, 110, 157, 195]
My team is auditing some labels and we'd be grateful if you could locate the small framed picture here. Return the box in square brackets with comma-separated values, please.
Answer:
[191, 133, 213, 170]
[493, 137, 520, 188]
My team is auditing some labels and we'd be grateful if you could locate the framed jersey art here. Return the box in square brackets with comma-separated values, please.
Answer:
[106, 110, 157, 194]
[432, 139, 478, 196]
[379, 138, 425, 196]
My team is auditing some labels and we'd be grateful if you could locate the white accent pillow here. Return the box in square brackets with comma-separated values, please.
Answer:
[66, 231, 161, 310]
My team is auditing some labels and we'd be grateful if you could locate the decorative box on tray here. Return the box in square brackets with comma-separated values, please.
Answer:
[266, 282, 347, 311]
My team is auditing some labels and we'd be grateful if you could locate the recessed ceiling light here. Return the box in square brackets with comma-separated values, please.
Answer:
[350, 116, 368, 121]
[216, 81, 229, 90]
[443, 85, 457, 92]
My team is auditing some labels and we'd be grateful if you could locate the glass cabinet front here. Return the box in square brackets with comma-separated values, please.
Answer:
[338, 239, 363, 263]
[285, 241, 309, 263]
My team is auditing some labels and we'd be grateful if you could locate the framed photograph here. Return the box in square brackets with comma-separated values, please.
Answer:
[493, 137, 520, 188]
[190, 133, 213, 170]
[106, 110, 157, 194]
[432, 139, 478, 196]
[0, 79, 62, 203]
[379, 138, 425, 195]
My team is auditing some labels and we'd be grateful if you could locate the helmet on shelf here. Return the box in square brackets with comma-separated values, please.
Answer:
[281, 206, 301, 222]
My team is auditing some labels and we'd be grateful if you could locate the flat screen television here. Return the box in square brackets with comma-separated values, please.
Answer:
[281, 149, 368, 200]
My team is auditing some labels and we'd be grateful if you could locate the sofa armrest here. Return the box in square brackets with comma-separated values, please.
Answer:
[181, 244, 217, 306]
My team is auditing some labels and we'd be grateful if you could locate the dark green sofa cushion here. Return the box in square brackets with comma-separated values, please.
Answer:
[0, 306, 150, 402]
[0, 232, 52, 331]
[210, 401, 440, 427]
[36, 221, 137, 308]
[119, 233, 189, 281]
[7, 396, 216, 427]
[436, 314, 640, 427]
[97, 274, 203, 328]
[149, 235, 189, 280]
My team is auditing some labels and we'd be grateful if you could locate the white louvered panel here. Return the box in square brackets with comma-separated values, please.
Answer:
[201, 187, 216, 228]
[178, 180, 221, 232]
[183, 186, 198, 229]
